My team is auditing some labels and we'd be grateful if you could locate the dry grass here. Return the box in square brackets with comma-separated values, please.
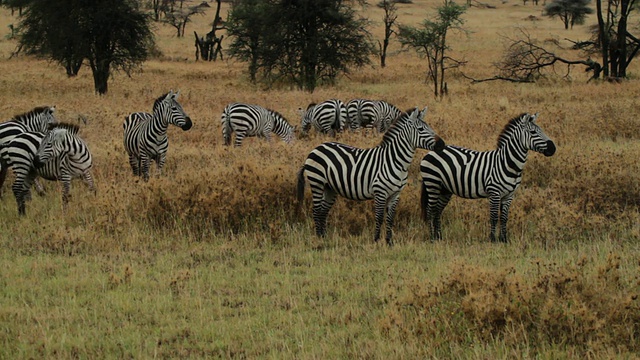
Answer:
[0, 1, 639, 358]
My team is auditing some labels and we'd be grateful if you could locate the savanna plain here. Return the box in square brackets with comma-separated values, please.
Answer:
[0, 1, 639, 358]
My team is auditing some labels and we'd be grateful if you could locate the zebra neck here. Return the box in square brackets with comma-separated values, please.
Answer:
[379, 138, 416, 170]
[497, 140, 529, 173]
[152, 109, 170, 131]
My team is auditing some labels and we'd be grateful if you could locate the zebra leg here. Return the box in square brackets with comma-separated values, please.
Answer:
[498, 195, 514, 243]
[13, 174, 34, 216]
[431, 193, 452, 241]
[0, 164, 8, 198]
[156, 152, 167, 177]
[128, 154, 140, 177]
[311, 186, 337, 237]
[34, 178, 45, 197]
[234, 131, 246, 147]
[140, 154, 151, 182]
[384, 192, 401, 246]
[83, 170, 96, 194]
[373, 195, 387, 243]
[60, 172, 72, 210]
[489, 195, 501, 242]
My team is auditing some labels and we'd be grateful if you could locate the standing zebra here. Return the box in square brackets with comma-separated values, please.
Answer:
[346, 99, 376, 131]
[1, 123, 94, 215]
[0, 106, 58, 195]
[372, 100, 402, 133]
[300, 99, 347, 137]
[420, 113, 556, 243]
[123, 90, 192, 181]
[221, 103, 295, 147]
[297, 107, 445, 246]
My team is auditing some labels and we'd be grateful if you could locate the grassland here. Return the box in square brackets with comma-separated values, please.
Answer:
[0, 1, 638, 358]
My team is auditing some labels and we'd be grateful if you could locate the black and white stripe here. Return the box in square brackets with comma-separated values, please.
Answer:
[346, 99, 377, 131]
[0, 106, 57, 193]
[297, 107, 445, 245]
[123, 90, 192, 181]
[300, 99, 347, 137]
[372, 100, 402, 133]
[1, 123, 94, 215]
[420, 113, 556, 243]
[221, 103, 294, 147]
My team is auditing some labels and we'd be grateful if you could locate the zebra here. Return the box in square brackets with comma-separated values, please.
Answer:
[221, 103, 295, 147]
[300, 99, 347, 137]
[372, 100, 402, 133]
[0, 105, 58, 195]
[420, 113, 556, 243]
[346, 99, 376, 131]
[123, 90, 192, 181]
[297, 107, 445, 246]
[0, 123, 94, 215]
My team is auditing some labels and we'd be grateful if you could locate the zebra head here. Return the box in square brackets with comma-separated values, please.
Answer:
[520, 113, 556, 157]
[155, 90, 193, 131]
[299, 103, 316, 135]
[404, 107, 445, 151]
[15, 105, 58, 132]
[34, 126, 71, 168]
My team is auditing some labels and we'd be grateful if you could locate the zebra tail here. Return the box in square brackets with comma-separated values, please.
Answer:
[296, 166, 306, 215]
[420, 181, 429, 223]
[221, 110, 232, 146]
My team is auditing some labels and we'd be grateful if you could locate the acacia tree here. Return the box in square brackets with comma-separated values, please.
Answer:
[15, 0, 155, 95]
[398, 0, 467, 97]
[227, 0, 374, 92]
[545, 0, 594, 29]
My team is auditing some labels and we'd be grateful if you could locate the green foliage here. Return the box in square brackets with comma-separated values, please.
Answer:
[397, 0, 466, 97]
[16, 0, 155, 94]
[226, 0, 375, 92]
[544, 0, 594, 29]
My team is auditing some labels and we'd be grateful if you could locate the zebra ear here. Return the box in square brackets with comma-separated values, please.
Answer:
[418, 106, 428, 120]
[530, 113, 539, 123]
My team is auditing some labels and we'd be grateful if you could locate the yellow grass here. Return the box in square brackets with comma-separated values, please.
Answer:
[0, 1, 639, 358]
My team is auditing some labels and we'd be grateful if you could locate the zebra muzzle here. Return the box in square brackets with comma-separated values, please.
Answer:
[434, 137, 446, 152]
[181, 118, 193, 131]
[543, 140, 556, 157]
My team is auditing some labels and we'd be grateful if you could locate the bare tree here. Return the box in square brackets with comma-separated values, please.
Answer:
[398, 0, 467, 97]
[194, 0, 226, 61]
[164, 1, 206, 37]
[463, 29, 602, 83]
[377, 0, 398, 68]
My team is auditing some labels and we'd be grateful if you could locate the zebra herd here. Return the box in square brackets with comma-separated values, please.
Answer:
[0, 91, 556, 245]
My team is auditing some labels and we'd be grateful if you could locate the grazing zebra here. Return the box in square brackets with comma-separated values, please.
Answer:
[221, 103, 295, 147]
[123, 90, 192, 181]
[346, 99, 376, 131]
[297, 107, 445, 246]
[1, 123, 94, 215]
[300, 99, 347, 137]
[0, 106, 58, 194]
[372, 100, 402, 133]
[420, 113, 556, 243]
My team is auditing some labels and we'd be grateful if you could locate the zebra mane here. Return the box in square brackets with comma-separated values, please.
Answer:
[379, 108, 412, 144]
[497, 113, 528, 149]
[268, 109, 291, 125]
[153, 92, 173, 108]
[48, 122, 80, 135]
[13, 106, 52, 121]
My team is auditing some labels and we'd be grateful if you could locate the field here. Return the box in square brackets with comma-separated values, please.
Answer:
[0, 0, 639, 358]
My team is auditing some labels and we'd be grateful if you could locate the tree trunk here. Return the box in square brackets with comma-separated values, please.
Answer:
[90, 60, 110, 95]
[615, 0, 630, 77]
